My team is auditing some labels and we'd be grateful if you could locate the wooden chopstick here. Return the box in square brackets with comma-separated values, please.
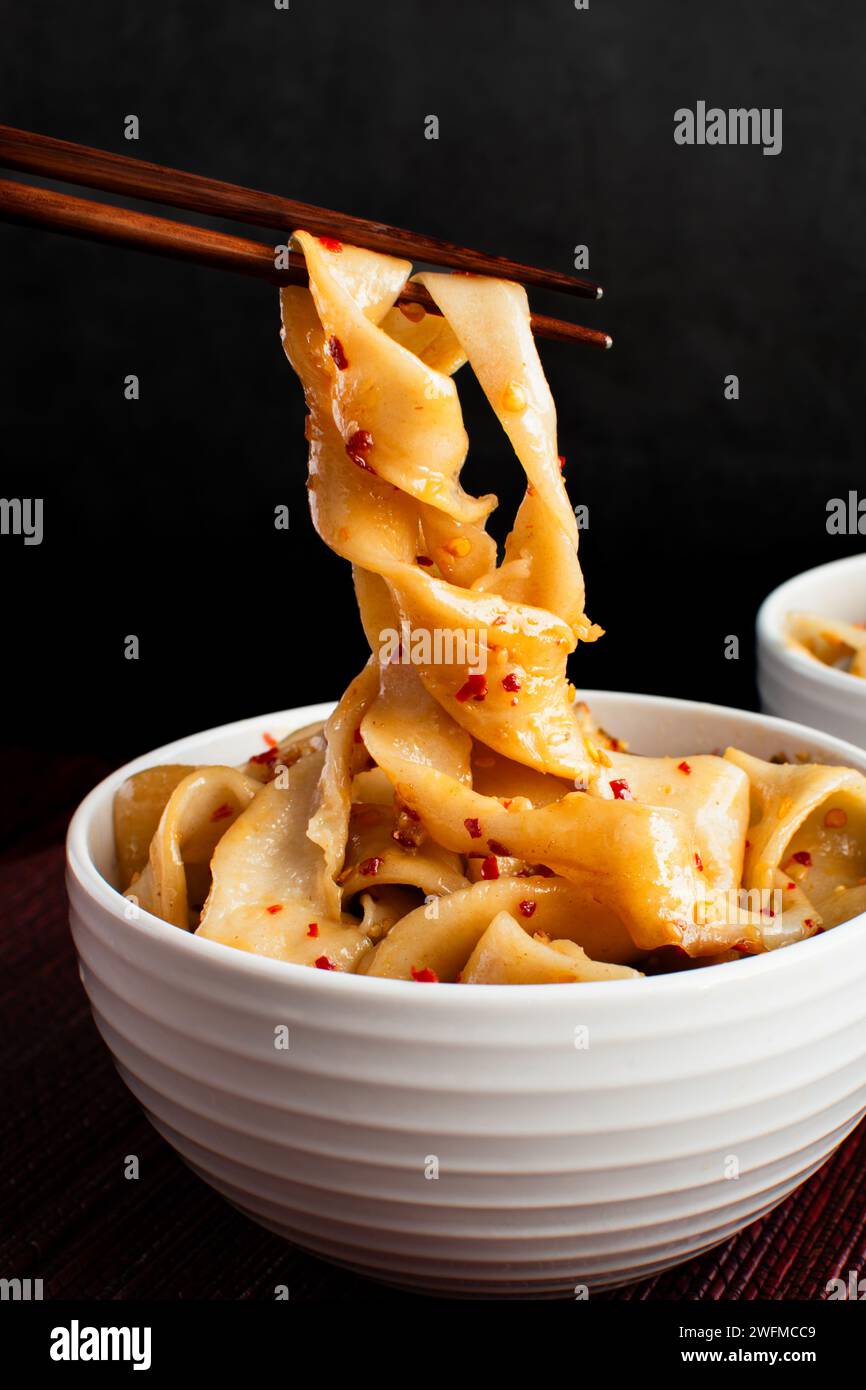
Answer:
[0, 179, 613, 350]
[0, 124, 603, 301]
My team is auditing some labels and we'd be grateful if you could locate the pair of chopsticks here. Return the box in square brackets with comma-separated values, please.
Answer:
[0, 125, 612, 350]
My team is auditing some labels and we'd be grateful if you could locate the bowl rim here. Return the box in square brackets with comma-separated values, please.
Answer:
[756, 552, 866, 697]
[67, 689, 866, 1003]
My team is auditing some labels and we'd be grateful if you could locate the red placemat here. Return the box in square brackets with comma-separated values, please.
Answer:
[3, 763, 865, 1301]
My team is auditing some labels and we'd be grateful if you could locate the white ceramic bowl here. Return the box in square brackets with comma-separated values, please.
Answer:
[67, 693, 866, 1297]
[758, 553, 866, 749]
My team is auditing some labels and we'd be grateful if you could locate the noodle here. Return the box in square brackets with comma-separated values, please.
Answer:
[113, 235, 866, 982]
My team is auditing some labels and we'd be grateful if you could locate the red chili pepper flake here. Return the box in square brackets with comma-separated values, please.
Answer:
[786, 881, 796, 891]
[518, 899, 537, 918]
[455, 673, 488, 703]
[346, 429, 375, 472]
[501, 672, 521, 692]
[327, 334, 349, 370]
[250, 747, 280, 765]
[266, 904, 283, 915]
[487, 839, 510, 856]
[318, 236, 342, 252]
[745, 839, 751, 849]
[558, 455, 566, 471]
[677, 760, 692, 775]
[393, 830, 416, 849]
[694, 852, 704, 872]
[792, 850, 812, 867]
[608, 736, 621, 752]
[411, 965, 439, 983]
[415, 554, 434, 567]
[210, 802, 233, 822]
[804, 918, 816, 929]
[610, 778, 633, 801]
[307, 923, 319, 937]
[358, 856, 383, 877]
[762, 906, 776, 918]
[732, 940, 759, 956]
[314, 955, 336, 970]
[353, 726, 363, 744]
[480, 855, 499, 880]
[402, 804, 420, 822]
[464, 817, 482, 839]
[262, 731, 278, 749]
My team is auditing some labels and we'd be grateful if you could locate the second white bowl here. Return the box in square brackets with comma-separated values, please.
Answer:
[758, 553, 866, 748]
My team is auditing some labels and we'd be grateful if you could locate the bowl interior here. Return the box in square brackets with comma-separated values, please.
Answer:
[759, 553, 866, 639]
[79, 692, 866, 892]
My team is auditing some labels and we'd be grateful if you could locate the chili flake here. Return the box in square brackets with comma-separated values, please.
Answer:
[464, 817, 482, 839]
[358, 856, 383, 876]
[518, 900, 537, 918]
[502, 673, 521, 692]
[327, 334, 348, 369]
[610, 778, 633, 801]
[487, 839, 509, 856]
[411, 966, 439, 983]
[266, 904, 283, 915]
[415, 555, 434, 567]
[307, 923, 319, 937]
[480, 855, 500, 880]
[455, 673, 488, 703]
[318, 236, 342, 252]
[250, 747, 280, 766]
[314, 955, 336, 970]
[677, 760, 692, 775]
[791, 850, 812, 867]
[346, 429, 375, 471]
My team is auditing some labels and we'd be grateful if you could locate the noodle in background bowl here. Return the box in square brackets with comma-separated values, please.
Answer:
[758, 553, 866, 749]
[67, 692, 866, 1296]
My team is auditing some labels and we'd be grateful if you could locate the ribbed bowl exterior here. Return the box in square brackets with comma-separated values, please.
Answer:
[67, 696, 866, 1296]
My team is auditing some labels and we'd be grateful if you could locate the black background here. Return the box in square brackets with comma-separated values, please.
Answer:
[2, 0, 864, 770]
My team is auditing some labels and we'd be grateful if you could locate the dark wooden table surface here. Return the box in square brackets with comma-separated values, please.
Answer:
[2, 749, 865, 1301]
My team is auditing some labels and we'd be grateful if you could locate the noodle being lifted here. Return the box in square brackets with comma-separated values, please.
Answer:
[113, 234, 866, 982]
